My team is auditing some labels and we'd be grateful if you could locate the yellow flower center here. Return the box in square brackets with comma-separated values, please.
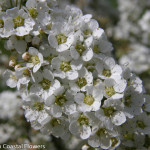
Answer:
[60, 61, 71, 72]
[29, 8, 38, 18]
[84, 95, 94, 105]
[0, 19, 4, 28]
[136, 120, 146, 129]
[76, 77, 87, 88]
[31, 55, 40, 65]
[33, 102, 44, 111]
[13, 16, 24, 28]
[77, 114, 89, 126]
[56, 34, 67, 45]
[103, 106, 116, 117]
[40, 78, 51, 90]
[75, 44, 85, 55]
[102, 69, 111, 77]
[105, 87, 115, 97]
[55, 95, 66, 106]
[50, 118, 61, 127]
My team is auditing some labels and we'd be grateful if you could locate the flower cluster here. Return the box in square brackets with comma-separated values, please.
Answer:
[1, 0, 150, 149]
[110, 0, 150, 75]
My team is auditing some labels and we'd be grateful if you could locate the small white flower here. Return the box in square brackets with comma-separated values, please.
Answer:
[45, 87, 76, 117]
[48, 22, 74, 52]
[6, 7, 35, 36]
[74, 86, 103, 112]
[23, 94, 51, 130]
[26, 47, 45, 73]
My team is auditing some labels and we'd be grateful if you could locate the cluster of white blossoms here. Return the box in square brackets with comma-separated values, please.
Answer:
[1, 0, 150, 149]
[110, 0, 150, 75]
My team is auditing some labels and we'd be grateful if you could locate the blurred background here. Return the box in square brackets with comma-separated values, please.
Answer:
[0, 0, 150, 149]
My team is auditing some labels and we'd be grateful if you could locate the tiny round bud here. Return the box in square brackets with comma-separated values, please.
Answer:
[22, 52, 30, 61]
[9, 59, 16, 67]
[15, 64, 22, 70]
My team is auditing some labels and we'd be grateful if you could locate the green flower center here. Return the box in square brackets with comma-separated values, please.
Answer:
[0, 19, 4, 28]
[10, 75, 17, 80]
[83, 29, 91, 35]
[84, 95, 94, 105]
[56, 34, 67, 45]
[13, 16, 24, 28]
[55, 95, 67, 106]
[50, 118, 61, 127]
[124, 95, 132, 107]
[33, 102, 44, 111]
[31, 55, 40, 65]
[77, 114, 89, 126]
[102, 69, 111, 77]
[75, 44, 85, 55]
[93, 45, 99, 53]
[111, 137, 119, 147]
[46, 23, 52, 30]
[60, 61, 71, 72]
[23, 68, 30, 76]
[103, 106, 116, 117]
[123, 133, 134, 141]
[105, 87, 115, 97]
[96, 128, 107, 136]
[76, 77, 87, 88]
[40, 78, 51, 90]
[46, 55, 55, 64]
[29, 8, 38, 18]
[136, 120, 146, 129]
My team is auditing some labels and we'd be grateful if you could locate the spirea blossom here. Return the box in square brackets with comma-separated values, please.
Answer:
[1, 0, 150, 149]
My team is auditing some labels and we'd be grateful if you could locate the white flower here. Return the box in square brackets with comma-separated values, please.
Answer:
[6, 7, 35, 36]
[29, 69, 61, 100]
[48, 22, 74, 52]
[45, 87, 76, 117]
[104, 78, 126, 99]
[69, 112, 95, 139]
[74, 86, 103, 112]
[26, 47, 44, 73]
[96, 56, 122, 80]
[123, 86, 145, 118]
[41, 116, 70, 140]
[23, 94, 51, 130]
[88, 122, 118, 149]
[51, 51, 81, 80]
[132, 112, 150, 134]
[95, 98, 126, 128]
[3, 70, 18, 88]
[0, 91, 22, 119]
[70, 31, 93, 62]
[69, 67, 93, 93]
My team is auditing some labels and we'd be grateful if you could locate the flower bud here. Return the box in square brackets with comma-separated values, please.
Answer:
[15, 64, 22, 70]
[22, 52, 30, 61]
[9, 58, 16, 67]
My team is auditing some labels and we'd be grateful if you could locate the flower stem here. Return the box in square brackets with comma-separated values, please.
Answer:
[19, 0, 22, 9]
[9, 0, 13, 8]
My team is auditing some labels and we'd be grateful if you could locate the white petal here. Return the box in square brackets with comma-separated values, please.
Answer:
[93, 28, 104, 39]
[50, 105, 62, 117]
[33, 63, 41, 73]
[82, 48, 93, 61]
[74, 93, 84, 104]
[29, 47, 39, 55]
[88, 135, 100, 148]
[80, 125, 91, 139]
[48, 34, 58, 48]
[70, 47, 80, 60]
[66, 70, 78, 80]
[45, 95, 55, 106]
[43, 69, 54, 81]
[112, 111, 126, 126]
